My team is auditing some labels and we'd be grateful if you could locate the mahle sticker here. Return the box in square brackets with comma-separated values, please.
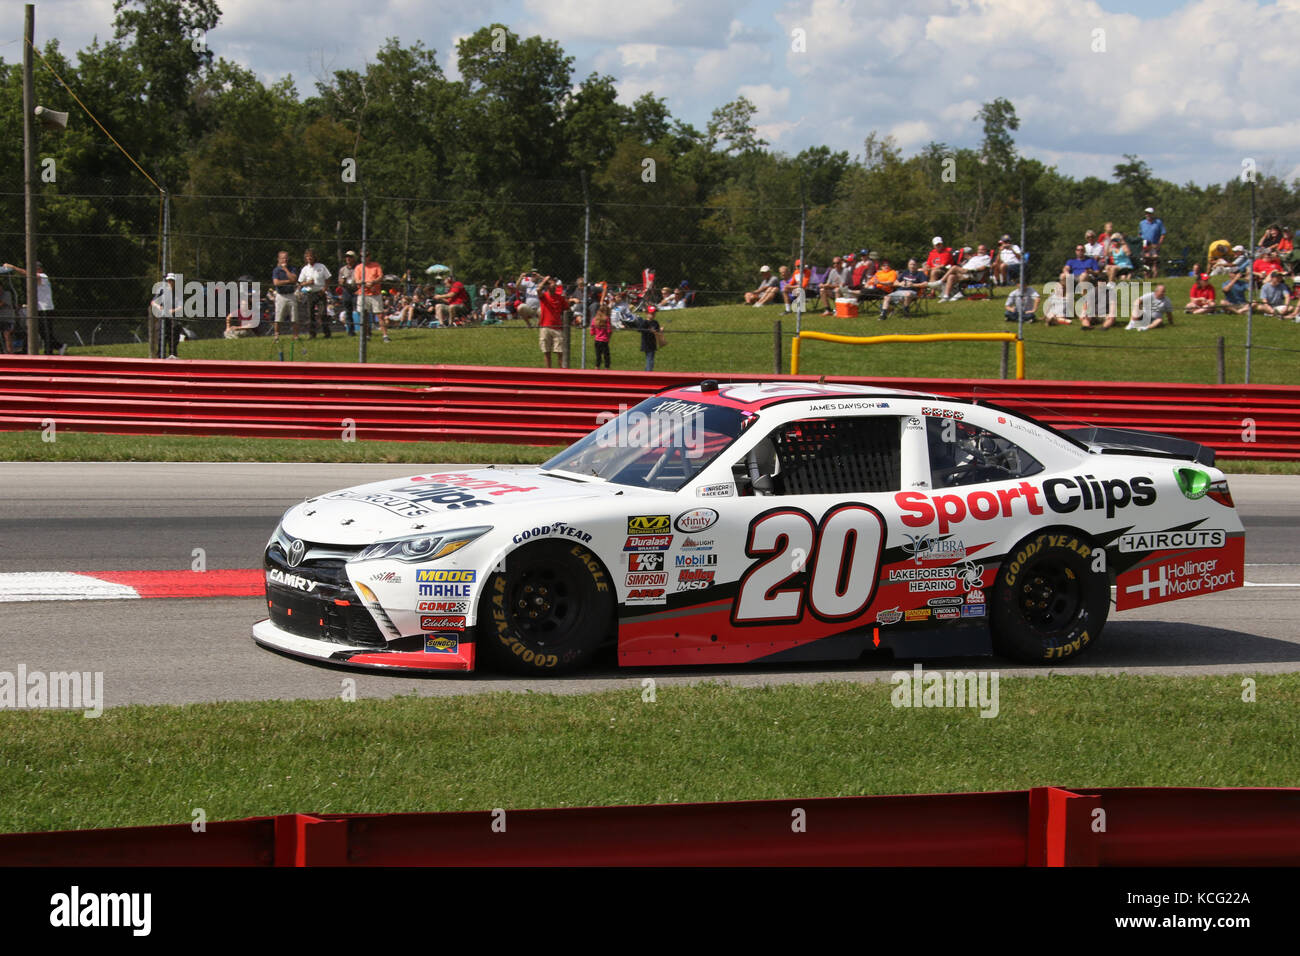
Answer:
[1175, 467, 1211, 500]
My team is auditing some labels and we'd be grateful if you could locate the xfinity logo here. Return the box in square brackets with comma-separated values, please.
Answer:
[267, 569, 316, 592]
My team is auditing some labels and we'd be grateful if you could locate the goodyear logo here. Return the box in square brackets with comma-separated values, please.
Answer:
[415, 569, 477, 583]
[627, 515, 671, 534]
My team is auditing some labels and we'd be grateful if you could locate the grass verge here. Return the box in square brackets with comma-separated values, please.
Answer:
[0, 430, 561, 464]
[1, 673, 1294, 833]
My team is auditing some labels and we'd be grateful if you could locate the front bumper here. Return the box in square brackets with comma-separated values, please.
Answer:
[252, 619, 476, 672]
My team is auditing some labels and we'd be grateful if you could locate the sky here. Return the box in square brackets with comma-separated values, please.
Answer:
[16, 0, 1300, 187]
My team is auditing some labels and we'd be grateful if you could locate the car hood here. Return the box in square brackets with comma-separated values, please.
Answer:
[279, 467, 636, 546]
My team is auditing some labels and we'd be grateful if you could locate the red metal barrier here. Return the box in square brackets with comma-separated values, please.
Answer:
[0, 356, 1294, 459]
[1, 787, 1296, 866]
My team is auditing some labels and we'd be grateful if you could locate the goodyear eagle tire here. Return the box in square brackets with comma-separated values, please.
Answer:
[990, 531, 1109, 663]
[479, 540, 614, 675]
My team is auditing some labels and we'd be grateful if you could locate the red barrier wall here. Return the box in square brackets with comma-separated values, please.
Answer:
[0, 355, 1294, 459]
[1, 787, 1297, 866]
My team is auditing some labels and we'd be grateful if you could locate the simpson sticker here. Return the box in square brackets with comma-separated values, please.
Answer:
[1118, 529, 1225, 553]
[674, 509, 719, 533]
[625, 572, 668, 587]
[628, 515, 671, 534]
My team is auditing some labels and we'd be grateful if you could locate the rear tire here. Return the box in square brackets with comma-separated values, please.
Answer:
[990, 531, 1109, 663]
[478, 540, 614, 675]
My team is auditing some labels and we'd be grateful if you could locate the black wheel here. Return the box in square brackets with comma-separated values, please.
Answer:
[990, 531, 1109, 663]
[478, 540, 614, 674]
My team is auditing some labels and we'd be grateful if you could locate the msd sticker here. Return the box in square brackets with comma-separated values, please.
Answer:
[1116, 537, 1244, 610]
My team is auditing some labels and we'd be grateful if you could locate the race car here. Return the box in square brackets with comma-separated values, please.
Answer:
[253, 380, 1245, 673]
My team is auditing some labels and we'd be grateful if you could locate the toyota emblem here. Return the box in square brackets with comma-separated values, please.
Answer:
[287, 538, 306, 568]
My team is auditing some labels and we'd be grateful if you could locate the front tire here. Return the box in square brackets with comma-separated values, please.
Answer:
[479, 541, 614, 674]
[990, 531, 1109, 663]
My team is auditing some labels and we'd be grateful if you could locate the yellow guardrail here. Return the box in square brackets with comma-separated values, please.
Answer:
[790, 331, 1025, 379]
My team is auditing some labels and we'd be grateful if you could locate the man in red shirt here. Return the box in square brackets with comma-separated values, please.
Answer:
[1186, 273, 1218, 314]
[433, 273, 470, 326]
[925, 237, 953, 282]
[537, 275, 568, 368]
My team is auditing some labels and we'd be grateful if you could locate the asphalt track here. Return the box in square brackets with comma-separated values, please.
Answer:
[1, 462, 1298, 709]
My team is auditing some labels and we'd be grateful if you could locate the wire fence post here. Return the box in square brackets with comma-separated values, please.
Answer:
[1245, 178, 1255, 384]
[774, 319, 782, 374]
[1016, 177, 1027, 343]
[22, 4, 37, 355]
[580, 170, 589, 369]
[1000, 340, 1009, 379]
[157, 188, 170, 358]
[1217, 336, 1225, 384]
[795, 180, 806, 336]
[358, 194, 368, 365]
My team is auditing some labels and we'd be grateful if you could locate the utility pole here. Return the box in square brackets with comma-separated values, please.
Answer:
[22, 4, 37, 354]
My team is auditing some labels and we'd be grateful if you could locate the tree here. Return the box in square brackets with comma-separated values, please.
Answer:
[976, 97, 1019, 173]
[706, 97, 767, 155]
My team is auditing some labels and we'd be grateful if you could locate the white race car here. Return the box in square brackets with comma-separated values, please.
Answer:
[253, 381, 1245, 673]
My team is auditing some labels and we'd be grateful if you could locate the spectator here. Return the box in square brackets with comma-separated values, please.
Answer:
[924, 237, 952, 282]
[1258, 270, 1292, 317]
[1207, 240, 1234, 276]
[354, 251, 383, 341]
[1083, 230, 1104, 260]
[884, 259, 928, 317]
[1127, 283, 1174, 330]
[1098, 221, 1116, 249]
[150, 272, 183, 358]
[224, 283, 260, 338]
[271, 250, 299, 337]
[1258, 223, 1282, 252]
[338, 251, 359, 334]
[0, 284, 15, 353]
[937, 244, 992, 301]
[537, 275, 567, 368]
[1186, 273, 1218, 314]
[1079, 282, 1118, 329]
[1105, 235, 1135, 283]
[1220, 271, 1251, 315]
[1005, 284, 1040, 324]
[590, 305, 612, 369]
[741, 265, 774, 305]
[2, 260, 60, 354]
[1278, 227, 1297, 274]
[816, 256, 851, 314]
[865, 258, 899, 317]
[515, 271, 540, 327]
[1060, 244, 1101, 287]
[433, 272, 470, 326]
[849, 250, 878, 290]
[297, 248, 331, 339]
[623, 306, 661, 371]
[1252, 249, 1283, 278]
[994, 235, 1022, 286]
[1138, 207, 1166, 277]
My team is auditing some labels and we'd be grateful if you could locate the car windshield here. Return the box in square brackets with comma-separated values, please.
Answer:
[542, 395, 748, 490]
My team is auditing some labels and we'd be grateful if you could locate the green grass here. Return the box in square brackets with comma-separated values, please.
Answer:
[70, 277, 1300, 384]
[0, 430, 561, 463]
[1, 674, 1295, 833]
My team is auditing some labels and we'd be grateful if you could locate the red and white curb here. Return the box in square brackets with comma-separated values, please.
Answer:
[0, 570, 263, 602]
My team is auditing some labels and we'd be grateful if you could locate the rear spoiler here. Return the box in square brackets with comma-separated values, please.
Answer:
[1064, 426, 1216, 467]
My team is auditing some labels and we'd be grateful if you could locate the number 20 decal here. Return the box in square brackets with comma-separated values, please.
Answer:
[731, 504, 885, 626]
